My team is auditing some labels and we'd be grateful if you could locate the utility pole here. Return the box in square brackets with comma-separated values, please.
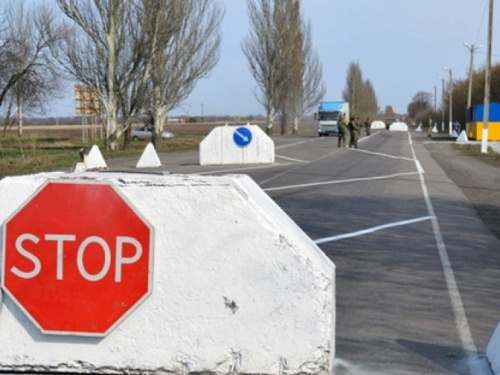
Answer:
[439, 78, 445, 132]
[481, 0, 494, 154]
[464, 42, 481, 134]
[444, 67, 453, 136]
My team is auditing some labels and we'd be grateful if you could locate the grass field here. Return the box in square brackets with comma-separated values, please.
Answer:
[0, 128, 204, 179]
[0, 119, 318, 178]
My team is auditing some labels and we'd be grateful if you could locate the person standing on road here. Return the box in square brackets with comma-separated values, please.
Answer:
[364, 117, 371, 136]
[348, 117, 360, 148]
[338, 114, 347, 148]
[427, 118, 433, 138]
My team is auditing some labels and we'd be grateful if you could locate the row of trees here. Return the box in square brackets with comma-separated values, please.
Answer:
[0, 0, 223, 150]
[243, 0, 325, 135]
[408, 63, 500, 127]
[2, 0, 381, 145]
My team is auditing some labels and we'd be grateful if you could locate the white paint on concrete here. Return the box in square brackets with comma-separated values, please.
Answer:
[136, 143, 162, 168]
[74, 162, 86, 173]
[314, 216, 434, 244]
[370, 121, 386, 130]
[456, 131, 469, 143]
[389, 122, 409, 131]
[407, 132, 481, 375]
[85, 145, 107, 170]
[0, 172, 335, 375]
[488, 322, 500, 374]
[199, 124, 275, 165]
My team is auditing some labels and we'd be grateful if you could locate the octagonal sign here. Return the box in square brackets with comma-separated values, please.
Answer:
[1, 180, 153, 336]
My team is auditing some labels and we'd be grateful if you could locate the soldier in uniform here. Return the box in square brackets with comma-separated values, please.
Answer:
[348, 116, 360, 148]
[338, 113, 347, 148]
[364, 117, 371, 136]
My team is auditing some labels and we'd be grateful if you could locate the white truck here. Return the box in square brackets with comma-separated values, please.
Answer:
[315, 101, 350, 136]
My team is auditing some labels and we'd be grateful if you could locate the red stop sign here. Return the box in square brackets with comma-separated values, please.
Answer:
[2, 181, 153, 336]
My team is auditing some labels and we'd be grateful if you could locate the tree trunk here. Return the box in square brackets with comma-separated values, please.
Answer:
[17, 95, 23, 137]
[266, 111, 274, 135]
[106, 0, 119, 151]
[292, 115, 299, 134]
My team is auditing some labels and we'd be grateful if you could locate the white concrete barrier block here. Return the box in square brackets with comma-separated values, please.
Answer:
[389, 122, 409, 131]
[0, 172, 335, 375]
[432, 125, 439, 133]
[136, 143, 162, 168]
[200, 124, 275, 165]
[415, 124, 422, 132]
[371, 120, 386, 130]
[488, 322, 500, 374]
[85, 144, 107, 169]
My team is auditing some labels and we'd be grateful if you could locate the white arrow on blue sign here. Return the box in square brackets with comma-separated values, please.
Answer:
[233, 127, 253, 148]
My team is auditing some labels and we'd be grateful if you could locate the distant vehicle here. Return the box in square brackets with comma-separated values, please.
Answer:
[131, 125, 174, 140]
[315, 101, 350, 136]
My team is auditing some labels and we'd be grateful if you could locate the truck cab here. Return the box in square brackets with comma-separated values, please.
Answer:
[316, 101, 350, 136]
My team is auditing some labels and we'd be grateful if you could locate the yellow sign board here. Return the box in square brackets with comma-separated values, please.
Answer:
[74, 85, 103, 115]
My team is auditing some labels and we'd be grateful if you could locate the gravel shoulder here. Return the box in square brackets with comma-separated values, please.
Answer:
[423, 137, 500, 240]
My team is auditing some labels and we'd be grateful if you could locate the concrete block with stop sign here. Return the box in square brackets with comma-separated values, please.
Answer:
[0, 172, 335, 375]
[200, 124, 275, 165]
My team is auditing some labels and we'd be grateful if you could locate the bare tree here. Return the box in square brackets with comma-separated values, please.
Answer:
[342, 61, 379, 118]
[243, 0, 290, 135]
[0, 1, 65, 137]
[56, 0, 137, 151]
[287, 4, 325, 134]
[141, 0, 223, 147]
[342, 61, 365, 115]
[244, 0, 324, 135]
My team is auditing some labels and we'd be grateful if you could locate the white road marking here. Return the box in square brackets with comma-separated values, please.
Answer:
[275, 138, 320, 150]
[263, 171, 419, 192]
[275, 154, 308, 163]
[408, 132, 480, 375]
[196, 163, 289, 175]
[314, 216, 434, 244]
[348, 148, 415, 162]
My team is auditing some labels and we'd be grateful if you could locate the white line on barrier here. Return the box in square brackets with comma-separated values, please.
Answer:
[314, 216, 434, 244]
[407, 132, 480, 375]
[262, 171, 419, 192]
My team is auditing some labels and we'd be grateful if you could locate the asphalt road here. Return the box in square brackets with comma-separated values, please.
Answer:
[108, 130, 500, 375]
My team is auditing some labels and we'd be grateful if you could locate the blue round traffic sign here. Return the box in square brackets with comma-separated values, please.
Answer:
[233, 127, 253, 148]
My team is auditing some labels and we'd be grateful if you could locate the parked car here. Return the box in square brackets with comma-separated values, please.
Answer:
[131, 126, 174, 140]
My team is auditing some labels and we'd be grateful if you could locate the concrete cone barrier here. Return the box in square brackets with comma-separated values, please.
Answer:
[452, 130, 459, 138]
[432, 125, 439, 133]
[456, 131, 468, 143]
[136, 143, 162, 168]
[416, 124, 422, 132]
[85, 145, 107, 170]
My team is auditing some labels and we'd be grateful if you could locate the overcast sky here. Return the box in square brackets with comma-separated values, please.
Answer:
[52, 0, 499, 118]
